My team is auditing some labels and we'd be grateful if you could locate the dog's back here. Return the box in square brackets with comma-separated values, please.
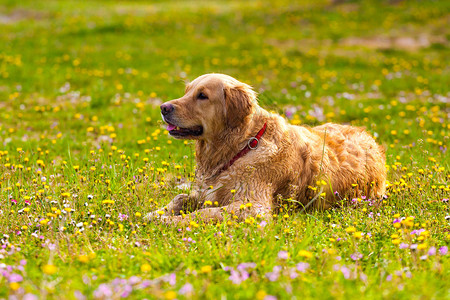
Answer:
[310, 123, 386, 202]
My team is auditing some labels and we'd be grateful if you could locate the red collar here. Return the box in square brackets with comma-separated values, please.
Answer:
[221, 122, 267, 172]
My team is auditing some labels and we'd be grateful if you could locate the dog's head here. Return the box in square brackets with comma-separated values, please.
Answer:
[160, 74, 257, 140]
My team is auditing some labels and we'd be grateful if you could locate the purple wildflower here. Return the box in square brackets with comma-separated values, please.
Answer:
[277, 251, 289, 260]
[351, 252, 363, 261]
[285, 108, 294, 119]
[9, 273, 23, 282]
[410, 229, 425, 235]
[167, 273, 176, 286]
[121, 285, 133, 298]
[266, 272, 280, 281]
[140, 280, 151, 289]
[93, 284, 113, 299]
[128, 276, 140, 285]
[118, 213, 128, 222]
[296, 262, 309, 272]
[439, 246, 448, 255]
[237, 262, 256, 272]
[179, 283, 193, 295]
[74, 291, 86, 300]
[289, 267, 298, 279]
[224, 263, 256, 284]
[340, 266, 351, 279]
[265, 266, 281, 282]
[399, 243, 409, 249]
[427, 247, 436, 256]
[229, 269, 244, 284]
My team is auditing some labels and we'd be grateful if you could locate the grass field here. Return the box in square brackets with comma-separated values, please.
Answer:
[0, 0, 449, 299]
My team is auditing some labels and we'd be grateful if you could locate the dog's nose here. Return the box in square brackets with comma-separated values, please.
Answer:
[160, 103, 174, 116]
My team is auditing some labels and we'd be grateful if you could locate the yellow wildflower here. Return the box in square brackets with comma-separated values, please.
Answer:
[42, 264, 58, 275]
[345, 226, 356, 233]
[200, 265, 212, 273]
[353, 232, 363, 239]
[298, 250, 313, 258]
[141, 264, 152, 272]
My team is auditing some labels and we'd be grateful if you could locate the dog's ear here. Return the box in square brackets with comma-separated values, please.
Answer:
[224, 84, 256, 128]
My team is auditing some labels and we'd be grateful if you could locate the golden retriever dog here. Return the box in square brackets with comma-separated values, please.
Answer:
[146, 74, 386, 224]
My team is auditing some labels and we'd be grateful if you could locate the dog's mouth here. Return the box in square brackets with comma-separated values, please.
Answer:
[166, 121, 203, 138]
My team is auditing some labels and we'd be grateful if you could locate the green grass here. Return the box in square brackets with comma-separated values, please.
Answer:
[0, 0, 449, 299]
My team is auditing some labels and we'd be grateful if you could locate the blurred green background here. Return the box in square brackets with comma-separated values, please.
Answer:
[1, 0, 448, 102]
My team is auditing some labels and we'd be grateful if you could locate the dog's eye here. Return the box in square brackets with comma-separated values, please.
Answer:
[197, 92, 208, 100]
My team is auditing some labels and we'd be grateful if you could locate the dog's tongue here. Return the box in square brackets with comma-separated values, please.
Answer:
[167, 123, 177, 131]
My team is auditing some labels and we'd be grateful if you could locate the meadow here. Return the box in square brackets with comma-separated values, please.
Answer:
[0, 0, 449, 299]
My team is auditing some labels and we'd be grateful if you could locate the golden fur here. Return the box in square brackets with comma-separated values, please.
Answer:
[147, 74, 386, 224]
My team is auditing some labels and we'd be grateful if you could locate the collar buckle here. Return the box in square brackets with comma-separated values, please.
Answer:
[247, 137, 259, 149]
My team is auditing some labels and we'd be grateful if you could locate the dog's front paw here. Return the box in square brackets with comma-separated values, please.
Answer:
[145, 213, 184, 226]
[161, 215, 184, 226]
